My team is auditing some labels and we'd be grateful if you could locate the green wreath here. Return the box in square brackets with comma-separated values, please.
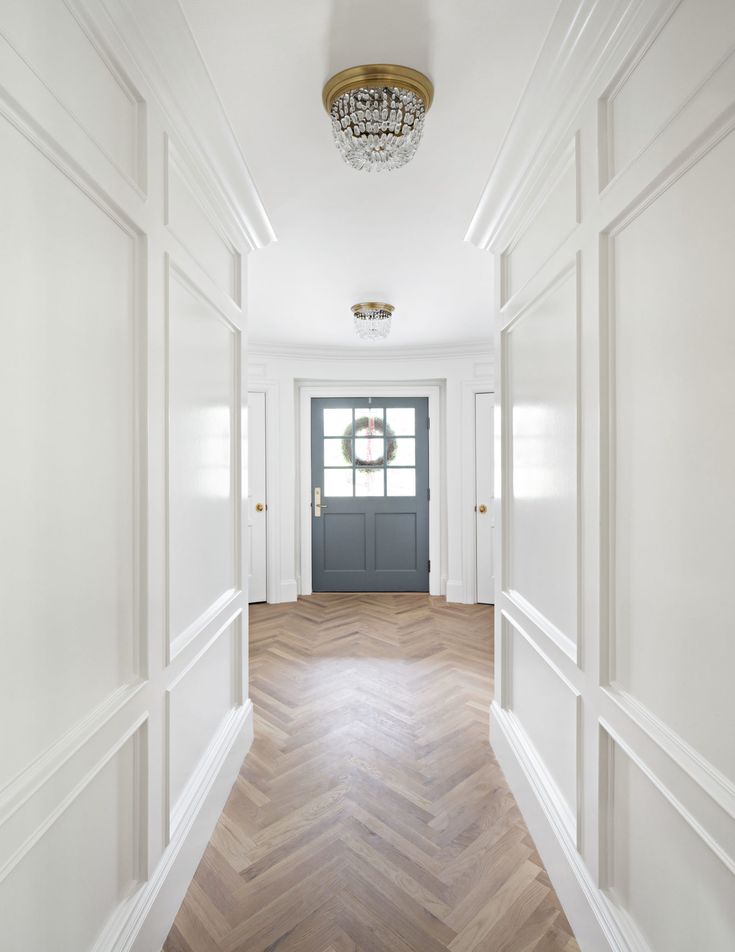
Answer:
[342, 416, 397, 471]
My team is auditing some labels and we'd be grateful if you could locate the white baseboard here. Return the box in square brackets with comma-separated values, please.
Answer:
[445, 579, 465, 603]
[490, 703, 628, 952]
[279, 579, 298, 603]
[118, 702, 254, 952]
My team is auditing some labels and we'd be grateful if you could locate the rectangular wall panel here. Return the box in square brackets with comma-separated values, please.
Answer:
[167, 621, 238, 821]
[0, 111, 140, 790]
[502, 140, 577, 301]
[0, 729, 142, 952]
[606, 0, 735, 179]
[506, 617, 578, 828]
[0, 0, 143, 184]
[505, 267, 578, 648]
[610, 128, 735, 786]
[604, 730, 735, 951]
[167, 264, 239, 656]
[166, 141, 241, 304]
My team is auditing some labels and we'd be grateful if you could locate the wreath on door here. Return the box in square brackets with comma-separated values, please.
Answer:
[342, 416, 397, 470]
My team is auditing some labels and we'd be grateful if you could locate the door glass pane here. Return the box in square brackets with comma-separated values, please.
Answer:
[387, 437, 415, 466]
[387, 468, 415, 496]
[324, 407, 352, 436]
[324, 437, 348, 466]
[324, 468, 353, 496]
[386, 407, 415, 436]
[356, 468, 384, 496]
[354, 408, 384, 436]
[354, 437, 384, 467]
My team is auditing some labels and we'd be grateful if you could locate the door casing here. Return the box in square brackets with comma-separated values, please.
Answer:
[298, 383, 442, 596]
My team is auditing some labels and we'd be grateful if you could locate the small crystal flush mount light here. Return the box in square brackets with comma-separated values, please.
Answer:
[351, 302, 395, 341]
[323, 65, 434, 172]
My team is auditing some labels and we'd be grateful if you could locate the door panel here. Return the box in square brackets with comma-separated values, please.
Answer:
[247, 391, 267, 602]
[475, 392, 495, 604]
[312, 397, 429, 592]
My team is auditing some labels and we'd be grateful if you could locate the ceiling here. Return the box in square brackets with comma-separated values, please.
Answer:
[180, 0, 558, 349]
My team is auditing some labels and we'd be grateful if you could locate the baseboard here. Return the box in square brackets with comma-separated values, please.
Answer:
[445, 579, 465, 603]
[279, 578, 298, 603]
[117, 702, 254, 952]
[490, 703, 628, 952]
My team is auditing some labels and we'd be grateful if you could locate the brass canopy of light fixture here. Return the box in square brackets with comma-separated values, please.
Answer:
[322, 64, 434, 114]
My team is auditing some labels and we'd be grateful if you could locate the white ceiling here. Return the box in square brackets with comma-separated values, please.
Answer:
[180, 0, 558, 349]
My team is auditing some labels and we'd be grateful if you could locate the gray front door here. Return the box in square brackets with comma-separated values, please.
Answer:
[311, 397, 430, 592]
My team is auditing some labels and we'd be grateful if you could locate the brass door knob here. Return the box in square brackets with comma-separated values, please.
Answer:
[478, 504, 487, 514]
[255, 503, 264, 512]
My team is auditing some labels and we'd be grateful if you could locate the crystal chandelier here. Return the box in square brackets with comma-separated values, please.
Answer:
[351, 302, 395, 340]
[323, 65, 434, 172]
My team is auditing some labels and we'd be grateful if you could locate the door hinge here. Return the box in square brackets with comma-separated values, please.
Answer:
[427, 417, 430, 430]
[428, 560, 431, 573]
[427, 488, 430, 501]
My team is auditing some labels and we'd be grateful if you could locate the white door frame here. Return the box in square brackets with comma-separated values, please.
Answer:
[299, 383, 442, 597]
[247, 382, 280, 604]
[460, 380, 494, 604]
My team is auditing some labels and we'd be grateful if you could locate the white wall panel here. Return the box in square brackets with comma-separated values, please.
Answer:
[506, 616, 578, 827]
[0, 1, 268, 948]
[0, 729, 142, 952]
[604, 730, 735, 952]
[505, 267, 578, 648]
[605, 0, 735, 181]
[0, 0, 143, 185]
[611, 128, 735, 786]
[167, 264, 239, 656]
[0, 110, 140, 790]
[167, 620, 237, 818]
[468, 3, 735, 947]
[502, 140, 578, 302]
[166, 139, 241, 304]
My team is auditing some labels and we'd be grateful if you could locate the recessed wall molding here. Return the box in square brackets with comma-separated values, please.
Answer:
[500, 134, 580, 305]
[164, 134, 242, 306]
[165, 257, 241, 663]
[598, 0, 735, 189]
[90, 0, 275, 250]
[501, 612, 581, 846]
[165, 611, 242, 842]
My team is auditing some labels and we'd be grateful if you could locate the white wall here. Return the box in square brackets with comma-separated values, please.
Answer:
[0, 1, 272, 949]
[247, 346, 493, 603]
[467, 1, 735, 949]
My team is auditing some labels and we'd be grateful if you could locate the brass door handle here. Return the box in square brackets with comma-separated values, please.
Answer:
[478, 504, 487, 514]
[255, 503, 264, 512]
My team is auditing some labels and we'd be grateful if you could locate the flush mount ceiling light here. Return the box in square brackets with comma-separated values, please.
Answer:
[351, 302, 394, 341]
[323, 65, 434, 172]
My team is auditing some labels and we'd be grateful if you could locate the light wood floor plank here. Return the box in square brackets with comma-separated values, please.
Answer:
[164, 594, 579, 952]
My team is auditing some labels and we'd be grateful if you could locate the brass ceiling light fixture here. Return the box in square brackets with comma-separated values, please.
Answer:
[351, 302, 395, 340]
[323, 65, 434, 172]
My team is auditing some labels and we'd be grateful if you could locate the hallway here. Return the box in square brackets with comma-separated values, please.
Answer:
[164, 595, 579, 952]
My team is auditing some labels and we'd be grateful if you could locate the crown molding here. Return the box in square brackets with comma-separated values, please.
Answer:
[248, 339, 494, 362]
[465, 0, 656, 252]
[91, 0, 275, 251]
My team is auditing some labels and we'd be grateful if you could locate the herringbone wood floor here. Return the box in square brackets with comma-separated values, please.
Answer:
[164, 594, 579, 952]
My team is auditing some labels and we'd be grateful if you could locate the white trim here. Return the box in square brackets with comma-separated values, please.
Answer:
[250, 340, 493, 361]
[247, 382, 281, 604]
[465, 0, 648, 252]
[124, 702, 253, 952]
[298, 384, 442, 597]
[460, 380, 494, 604]
[88, 0, 275, 250]
[492, 703, 629, 952]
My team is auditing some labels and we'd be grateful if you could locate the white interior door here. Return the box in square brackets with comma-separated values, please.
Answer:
[248, 391, 267, 602]
[475, 392, 495, 604]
